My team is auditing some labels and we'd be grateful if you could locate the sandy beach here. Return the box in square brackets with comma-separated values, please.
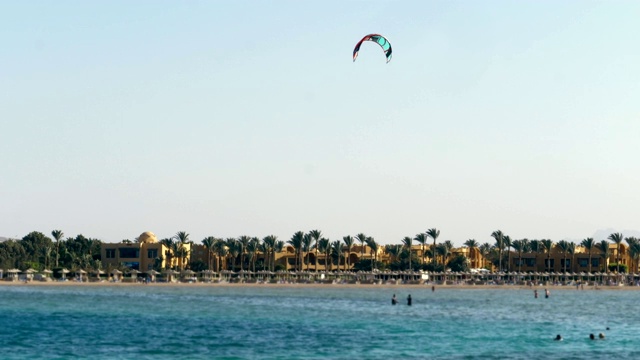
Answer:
[2, 280, 638, 291]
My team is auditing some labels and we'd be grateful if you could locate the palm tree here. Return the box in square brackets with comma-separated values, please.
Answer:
[626, 237, 640, 273]
[317, 238, 330, 272]
[170, 241, 182, 271]
[556, 240, 570, 273]
[479, 243, 492, 270]
[385, 245, 402, 266]
[273, 240, 284, 271]
[302, 233, 312, 271]
[503, 235, 512, 272]
[567, 242, 576, 273]
[356, 233, 368, 260]
[581, 238, 596, 273]
[288, 231, 304, 272]
[259, 241, 269, 271]
[246, 238, 260, 272]
[226, 238, 239, 271]
[438, 243, 452, 269]
[402, 236, 413, 271]
[202, 236, 216, 270]
[262, 235, 278, 272]
[366, 237, 379, 270]
[331, 240, 343, 271]
[608, 232, 624, 273]
[540, 239, 554, 272]
[237, 235, 252, 272]
[160, 238, 175, 270]
[173, 231, 190, 270]
[342, 236, 355, 270]
[511, 239, 529, 273]
[51, 230, 64, 267]
[214, 240, 228, 272]
[42, 245, 52, 269]
[414, 233, 428, 265]
[323, 239, 335, 272]
[597, 240, 611, 272]
[309, 230, 323, 271]
[491, 230, 505, 272]
[463, 239, 479, 268]
[426, 228, 440, 270]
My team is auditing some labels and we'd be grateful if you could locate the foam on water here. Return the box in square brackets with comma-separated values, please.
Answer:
[1, 285, 638, 359]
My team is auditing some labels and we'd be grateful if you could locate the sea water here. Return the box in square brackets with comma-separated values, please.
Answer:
[0, 285, 638, 359]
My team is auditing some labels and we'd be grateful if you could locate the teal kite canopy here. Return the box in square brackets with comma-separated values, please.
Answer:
[353, 34, 392, 63]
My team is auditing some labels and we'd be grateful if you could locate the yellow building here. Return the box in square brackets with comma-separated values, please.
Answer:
[510, 243, 628, 273]
[101, 231, 188, 272]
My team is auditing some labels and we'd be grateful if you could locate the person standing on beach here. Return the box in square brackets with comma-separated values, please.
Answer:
[407, 294, 412, 306]
[392, 294, 397, 305]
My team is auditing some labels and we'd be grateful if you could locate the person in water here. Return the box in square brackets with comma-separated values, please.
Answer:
[407, 294, 412, 306]
[545, 289, 550, 298]
[589, 334, 595, 340]
[391, 294, 397, 305]
[554, 334, 563, 341]
[534, 290, 538, 298]
[599, 333, 605, 339]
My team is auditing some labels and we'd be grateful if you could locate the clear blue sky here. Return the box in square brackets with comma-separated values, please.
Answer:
[1, 1, 639, 245]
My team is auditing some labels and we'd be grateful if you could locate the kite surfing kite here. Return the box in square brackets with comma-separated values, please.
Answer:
[352, 34, 392, 63]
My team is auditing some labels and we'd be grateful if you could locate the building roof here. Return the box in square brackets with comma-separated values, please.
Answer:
[138, 231, 158, 244]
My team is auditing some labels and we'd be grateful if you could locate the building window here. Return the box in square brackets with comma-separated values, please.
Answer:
[119, 248, 139, 258]
[525, 258, 536, 267]
[122, 262, 140, 270]
[106, 249, 116, 258]
[578, 258, 589, 267]
[592, 258, 600, 267]
[148, 249, 158, 259]
[544, 259, 555, 268]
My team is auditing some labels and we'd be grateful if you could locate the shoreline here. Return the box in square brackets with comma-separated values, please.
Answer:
[1, 281, 639, 290]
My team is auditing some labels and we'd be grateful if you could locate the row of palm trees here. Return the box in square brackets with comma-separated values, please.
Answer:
[462, 231, 640, 273]
[135, 229, 640, 274]
[195, 228, 454, 273]
[198, 230, 383, 272]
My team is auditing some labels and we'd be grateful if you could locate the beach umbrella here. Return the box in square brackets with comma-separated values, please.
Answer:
[111, 269, 122, 282]
[146, 269, 160, 282]
[128, 269, 140, 282]
[163, 269, 179, 282]
[77, 269, 87, 282]
[24, 268, 37, 281]
[60, 268, 70, 281]
[182, 269, 196, 282]
[93, 269, 104, 281]
[7, 268, 20, 281]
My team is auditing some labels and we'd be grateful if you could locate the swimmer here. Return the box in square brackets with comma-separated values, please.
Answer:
[391, 294, 397, 305]
[545, 289, 550, 298]
[554, 334, 563, 341]
[589, 334, 595, 340]
[534, 290, 538, 298]
[599, 333, 605, 339]
[407, 294, 412, 306]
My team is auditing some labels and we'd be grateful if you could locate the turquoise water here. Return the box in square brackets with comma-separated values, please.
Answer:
[0, 285, 638, 359]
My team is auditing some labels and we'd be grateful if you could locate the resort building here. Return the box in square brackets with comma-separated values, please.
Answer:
[101, 231, 190, 272]
[510, 243, 628, 273]
[99, 231, 634, 275]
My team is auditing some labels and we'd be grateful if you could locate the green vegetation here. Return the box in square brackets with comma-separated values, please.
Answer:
[1, 229, 636, 276]
[0, 231, 101, 272]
